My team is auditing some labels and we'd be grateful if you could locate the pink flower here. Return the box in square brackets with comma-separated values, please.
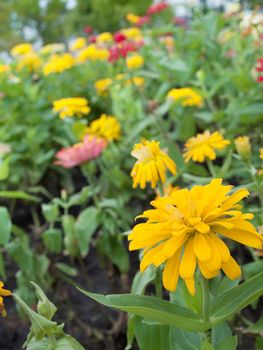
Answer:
[114, 32, 127, 43]
[137, 16, 151, 26]
[108, 40, 143, 63]
[147, 2, 169, 15]
[256, 59, 263, 72]
[89, 35, 97, 44]
[55, 135, 107, 168]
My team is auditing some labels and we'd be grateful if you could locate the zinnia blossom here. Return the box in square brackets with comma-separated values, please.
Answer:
[85, 114, 121, 142]
[126, 54, 144, 69]
[167, 88, 203, 107]
[17, 52, 42, 72]
[147, 2, 169, 15]
[97, 32, 113, 44]
[131, 140, 176, 189]
[53, 98, 90, 119]
[75, 45, 109, 63]
[70, 37, 86, 51]
[260, 148, 263, 160]
[11, 43, 33, 57]
[129, 179, 263, 295]
[55, 135, 106, 168]
[256, 59, 263, 82]
[43, 53, 74, 75]
[0, 65, 10, 74]
[0, 282, 11, 317]
[95, 78, 112, 96]
[184, 130, 230, 163]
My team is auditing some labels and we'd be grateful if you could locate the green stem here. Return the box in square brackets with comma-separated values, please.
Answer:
[206, 160, 217, 178]
[155, 269, 163, 299]
[201, 276, 210, 323]
[49, 335, 56, 349]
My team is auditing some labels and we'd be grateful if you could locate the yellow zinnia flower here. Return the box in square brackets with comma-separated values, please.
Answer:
[129, 179, 262, 295]
[97, 32, 113, 44]
[126, 13, 140, 24]
[76, 45, 109, 63]
[234, 136, 251, 160]
[126, 55, 144, 70]
[85, 114, 121, 142]
[11, 43, 33, 57]
[131, 140, 177, 189]
[43, 53, 74, 75]
[167, 88, 203, 107]
[184, 130, 230, 163]
[260, 148, 263, 160]
[0, 281, 11, 317]
[95, 78, 112, 96]
[39, 43, 65, 55]
[0, 65, 10, 74]
[70, 37, 86, 52]
[121, 27, 142, 41]
[53, 98, 90, 119]
[17, 52, 42, 72]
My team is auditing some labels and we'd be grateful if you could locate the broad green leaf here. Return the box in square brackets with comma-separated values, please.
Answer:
[212, 322, 232, 348]
[56, 263, 77, 277]
[42, 229, 62, 254]
[0, 251, 6, 279]
[42, 203, 59, 223]
[78, 291, 210, 331]
[215, 336, 238, 350]
[135, 316, 171, 350]
[242, 261, 263, 281]
[169, 327, 202, 350]
[0, 207, 11, 246]
[75, 207, 99, 257]
[211, 271, 263, 324]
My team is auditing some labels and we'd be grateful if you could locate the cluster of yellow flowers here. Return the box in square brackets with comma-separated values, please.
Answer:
[75, 45, 109, 64]
[53, 98, 90, 119]
[167, 88, 203, 107]
[43, 53, 74, 76]
[84, 114, 121, 142]
[95, 75, 145, 96]
[11, 43, 42, 73]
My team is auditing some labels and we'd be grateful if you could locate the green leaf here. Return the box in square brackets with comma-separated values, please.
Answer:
[42, 229, 62, 254]
[131, 266, 156, 295]
[56, 263, 77, 277]
[212, 322, 233, 348]
[0, 158, 9, 180]
[41, 203, 59, 223]
[31, 282, 57, 321]
[0, 251, 6, 279]
[215, 336, 238, 350]
[75, 207, 99, 257]
[135, 316, 171, 350]
[0, 190, 40, 202]
[169, 327, 202, 350]
[211, 271, 263, 324]
[0, 207, 11, 246]
[78, 291, 210, 332]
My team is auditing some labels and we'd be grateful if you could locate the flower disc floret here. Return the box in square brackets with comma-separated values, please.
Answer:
[129, 179, 262, 295]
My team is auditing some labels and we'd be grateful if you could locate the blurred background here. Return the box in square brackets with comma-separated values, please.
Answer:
[0, 0, 258, 52]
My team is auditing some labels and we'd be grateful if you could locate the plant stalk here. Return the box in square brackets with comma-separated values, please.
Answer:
[201, 276, 210, 323]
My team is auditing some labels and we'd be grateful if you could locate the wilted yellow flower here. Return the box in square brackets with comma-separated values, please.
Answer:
[76, 45, 109, 63]
[121, 27, 142, 41]
[85, 114, 121, 142]
[0, 281, 11, 317]
[235, 136, 251, 160]
[70, 37, 86, 51]
[43, 53, 74, 75]
[126, 55, 144, 69]
[95, 78, 112, 96]
[260, 148, 263, 160]
[131, 140, 176, 189]
[97, 32, 113, 44]
[129, 179, 262, 295]
[184, 130, 230, 163]
[39, 43, 65, 55]
[126, 13, 140, 24]
[17, 52, 42, 72]
[11, 43, 33, 57]
[167, 88, 203, 107]
[0, 65, 10, 74]
[53, 98, 90, 119]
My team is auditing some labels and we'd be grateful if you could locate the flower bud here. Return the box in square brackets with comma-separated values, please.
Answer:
[234, 136, 251, 160]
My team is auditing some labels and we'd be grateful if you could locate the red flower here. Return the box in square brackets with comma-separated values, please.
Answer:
[257, 76, 263, 83]
[108, 40, 144, 63]
[256, 59, 263, 72]
[83, 26, 93, 34]
[147, 2, 169, 15]
[173, 17, 188, 28]
[114, 32, 127, 43]
[88, 35, 97, 44]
